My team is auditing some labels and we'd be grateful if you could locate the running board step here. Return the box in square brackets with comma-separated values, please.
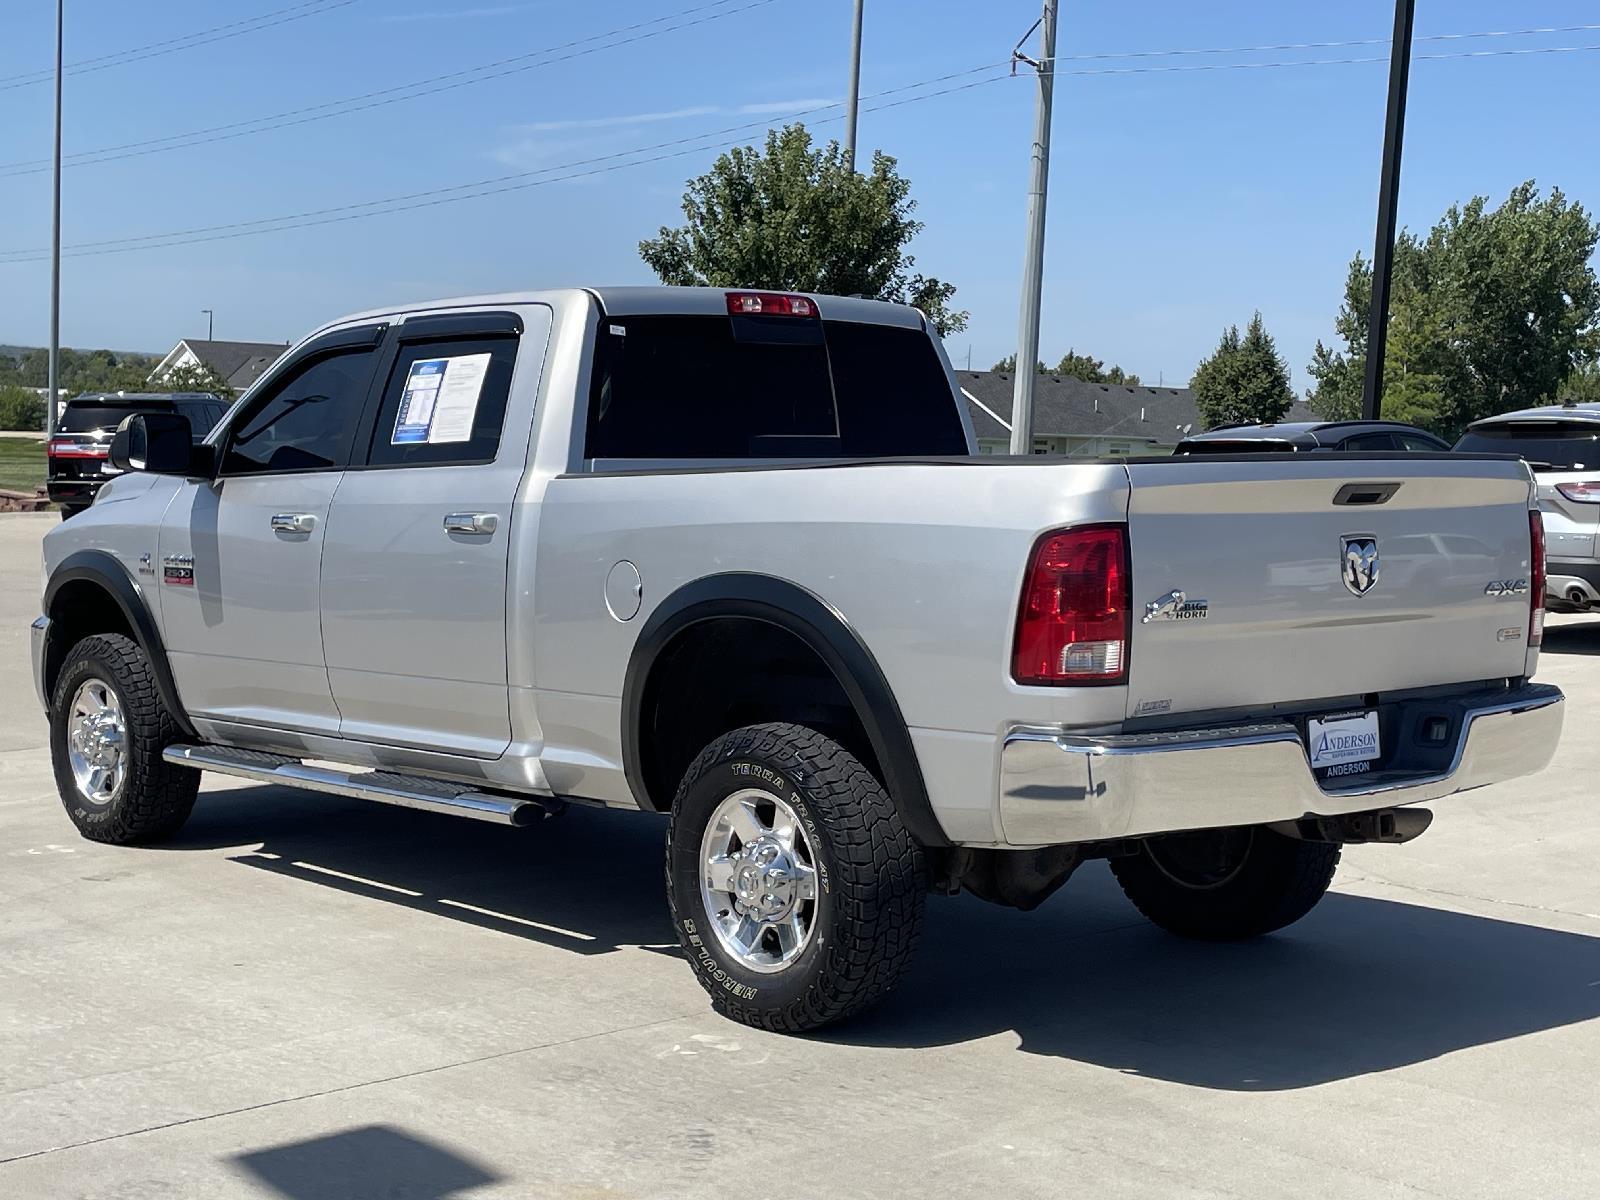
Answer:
[162, 744, 555, 827]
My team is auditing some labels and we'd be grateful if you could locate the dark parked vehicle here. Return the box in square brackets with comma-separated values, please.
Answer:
[48, 393, 230, 518]
[1174, 420, 1451, 455]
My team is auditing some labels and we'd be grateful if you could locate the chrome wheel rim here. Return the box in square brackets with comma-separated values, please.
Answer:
[66, 677, 128, 805]
[698, 788, 820, 974]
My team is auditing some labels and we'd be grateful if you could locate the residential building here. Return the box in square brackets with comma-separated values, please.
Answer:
[149, 338, 289, 395]
[957, 369, 1315, 455]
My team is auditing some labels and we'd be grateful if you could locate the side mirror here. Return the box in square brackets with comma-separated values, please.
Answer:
[108, 412, 211, 478]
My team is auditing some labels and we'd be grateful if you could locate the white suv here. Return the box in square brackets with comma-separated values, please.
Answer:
[1457, 404, 1600, 612]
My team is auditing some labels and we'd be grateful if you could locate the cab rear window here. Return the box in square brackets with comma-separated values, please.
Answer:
[583, 315, 967, 460]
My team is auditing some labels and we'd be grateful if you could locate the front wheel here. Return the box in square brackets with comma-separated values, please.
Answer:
[1110, 825, 1339, 940]
[50, 633, 199, 844]
[666, 722, 926, 1033]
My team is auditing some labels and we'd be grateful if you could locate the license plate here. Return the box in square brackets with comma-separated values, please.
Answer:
[1306, 710, 1381, 772]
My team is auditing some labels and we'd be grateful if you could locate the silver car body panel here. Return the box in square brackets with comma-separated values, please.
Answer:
[36, 288, 1564, 849]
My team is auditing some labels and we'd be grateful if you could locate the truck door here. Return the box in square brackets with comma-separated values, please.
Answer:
[319, 307, 552, 758]
[157, 326, 386, 734]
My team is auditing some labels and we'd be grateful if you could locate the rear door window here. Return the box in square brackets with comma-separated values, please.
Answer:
[362, 336, 519, 468]
[1455, 425, 1600, 469]
[584, 314, 966, 460]
[1396, 432, 1447, 452]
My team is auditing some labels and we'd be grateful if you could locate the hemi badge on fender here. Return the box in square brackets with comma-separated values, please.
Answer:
[1498, 627, 1524, 642]
[162, 554, 195, 587]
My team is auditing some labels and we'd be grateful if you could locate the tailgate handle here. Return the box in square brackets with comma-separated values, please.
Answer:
[1333, 482, 1402, 506]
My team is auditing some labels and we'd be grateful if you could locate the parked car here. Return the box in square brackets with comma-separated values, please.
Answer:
[1174, 420, 1451, 455]
[1456, 403, 1600, 612]
[47, 392, 231, 519]
[32, 288, 1563, 1032]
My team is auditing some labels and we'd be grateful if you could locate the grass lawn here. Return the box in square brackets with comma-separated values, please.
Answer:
[0, 437, 47, 494]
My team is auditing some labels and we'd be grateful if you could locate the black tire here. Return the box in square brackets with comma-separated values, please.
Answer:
[50, 633, 199, 844]
[1110, 824, 1339, 940]
[666, 722, 926, 1033]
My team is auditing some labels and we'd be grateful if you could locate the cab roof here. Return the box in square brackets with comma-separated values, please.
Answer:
[1469, 402, 1600, 428]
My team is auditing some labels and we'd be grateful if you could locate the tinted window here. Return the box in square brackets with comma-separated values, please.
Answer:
[173, 398, 224, 439]
[60, 402, 170, 434]
[363, 336, 518, 468]
[1454, 425, 1600, 469]
[584, 315, 966, 460]
[1340, 432, 1399, 451]
[1397, 432, 1447, 452]
[221, 348, 376, 475]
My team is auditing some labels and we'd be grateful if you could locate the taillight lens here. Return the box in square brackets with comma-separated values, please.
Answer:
[47, 439, 107, 458]
[1529, 510, 1546, 648]
[1013, 525, 1130, 685]
[725, 291, 817, 317]
[1555, 481, 1600, 503]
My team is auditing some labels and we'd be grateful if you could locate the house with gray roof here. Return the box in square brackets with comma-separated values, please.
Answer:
[957, 369, 1315, 456]
[149, 338, 289, 395]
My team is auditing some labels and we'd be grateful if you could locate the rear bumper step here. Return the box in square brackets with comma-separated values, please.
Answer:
[997, 683, 1563, 847]
[162, 744, 555, 827]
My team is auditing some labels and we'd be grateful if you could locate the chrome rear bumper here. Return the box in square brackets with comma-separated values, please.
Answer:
[998, 684, 1564, 846]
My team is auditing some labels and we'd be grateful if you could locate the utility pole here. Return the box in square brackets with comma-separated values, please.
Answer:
[843, 0, 864, 171]
[47, 0, 63, 437]
[1008, 0, 1057, 455]
[202, 308, 214, 340]
[1361, 0, 1416, 420]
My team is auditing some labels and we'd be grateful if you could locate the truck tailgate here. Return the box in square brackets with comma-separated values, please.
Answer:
[1124, 456, 1537, 719]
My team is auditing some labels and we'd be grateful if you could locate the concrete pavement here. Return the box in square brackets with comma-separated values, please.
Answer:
[2, 510, 1598, 1198]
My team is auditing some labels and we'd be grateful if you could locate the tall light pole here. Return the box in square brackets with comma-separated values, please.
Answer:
[843, 0, 864, 171]
[47, 0, 63, 436]
[202, 308, 214, 340]
[1361, 0, 1416, 420]
[1009, 0, 1057, 455]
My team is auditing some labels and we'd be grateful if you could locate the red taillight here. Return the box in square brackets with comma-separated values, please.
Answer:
[1555, 481, 1600, 503]
[47, 439, 107, 458]
[1530, 510, 1546, 648]
[725, 291, 817, 318]
[1013, 525, 1130, 686]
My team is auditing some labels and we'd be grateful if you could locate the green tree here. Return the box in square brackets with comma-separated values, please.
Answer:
[990, 354, 1045, 373]
[990, 350, 1140, 384]
[0, 384, 46, 431]
[1562, 362, 1600, 403]
[640, 124, 968, 335]
[1192, 311, 1296, 428]
[1309, 182, 1600, 438]
[159, 361, 234, 398]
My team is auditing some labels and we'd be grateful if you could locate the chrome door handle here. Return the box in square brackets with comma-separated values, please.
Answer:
[443, 512, 498, 535]
[270, 513, 317, 534]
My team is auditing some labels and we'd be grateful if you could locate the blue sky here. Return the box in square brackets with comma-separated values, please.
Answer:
[1, 0, 1596, 390]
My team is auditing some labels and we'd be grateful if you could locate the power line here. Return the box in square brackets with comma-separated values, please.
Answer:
[0, 0, 775, 177]
[1052, 20, 1600, 64]
[0, 0, 358, 92]
[1054, 39, 1600, 78]
[0, 68, 1014, 263]
[6, 14, 1591, 178]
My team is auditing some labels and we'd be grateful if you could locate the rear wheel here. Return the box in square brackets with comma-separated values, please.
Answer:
[666, 722, 926, 1032]
[50, 633, 199, 844]
[1110, 824, 1339, 940]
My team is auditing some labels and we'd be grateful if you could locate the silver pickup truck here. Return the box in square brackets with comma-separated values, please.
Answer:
[32, 287, 1564, 1032]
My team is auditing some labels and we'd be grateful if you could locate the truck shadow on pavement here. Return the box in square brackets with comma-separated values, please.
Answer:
[169, 786, 1600, 1091]
[835, 863, 1600, 1089]
[1541, 620, 1600, 655]
[168, 785, 676, 957]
